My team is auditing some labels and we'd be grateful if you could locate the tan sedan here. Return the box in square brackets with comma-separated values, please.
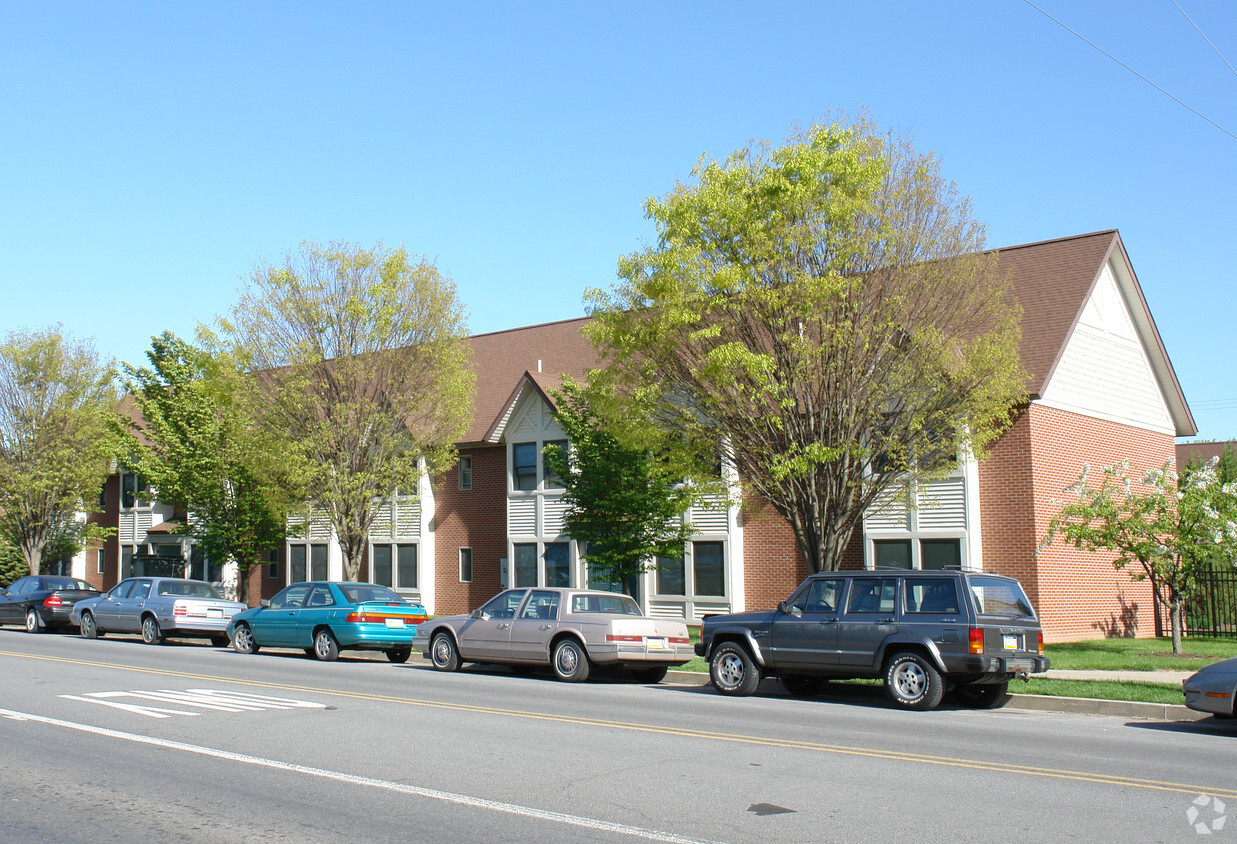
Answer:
[413, 587, 693, 683]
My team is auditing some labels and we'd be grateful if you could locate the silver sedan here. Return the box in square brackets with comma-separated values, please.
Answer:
[413, 587, 693, 683]
[1183, 656, 1237, 719]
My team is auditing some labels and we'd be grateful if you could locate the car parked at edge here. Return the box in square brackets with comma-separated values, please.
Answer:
[413, 587, 694, 683]
[1183, 656, 1237, 719]
[0, 576, 101, 633]
[227, 581, 427, 662]
[71, 577, 247, 646]
[695, 568, 1049, 710]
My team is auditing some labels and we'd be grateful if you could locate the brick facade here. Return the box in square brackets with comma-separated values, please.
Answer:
[431, 444, 509, 615]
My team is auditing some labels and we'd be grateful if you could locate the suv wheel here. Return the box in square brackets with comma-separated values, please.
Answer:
[954, 681, 1011, 709]
[710, 642, 761, 696]
[884, 651, 944, 710]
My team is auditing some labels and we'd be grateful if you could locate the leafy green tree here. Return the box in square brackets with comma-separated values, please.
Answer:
[0, 536, 26, 587]
[1043, 458, 1237, 653]
[543, 379, 699, 596]
[116, 332, 303, 603]
[222, 241, 474, 581]
[587, 114, 1024, 574]
[0, 327, 118, 575]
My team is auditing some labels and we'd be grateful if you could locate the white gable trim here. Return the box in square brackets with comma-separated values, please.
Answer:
[1039, 260, 1176, 435]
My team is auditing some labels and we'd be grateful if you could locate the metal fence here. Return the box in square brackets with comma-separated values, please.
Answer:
[1163, 568, 1237, 639]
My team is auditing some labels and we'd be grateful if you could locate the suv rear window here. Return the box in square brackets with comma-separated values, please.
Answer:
[968, 576, 1035, 618]
[904, 578, 960, 614]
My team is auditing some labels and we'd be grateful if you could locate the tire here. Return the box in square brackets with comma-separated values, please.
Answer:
[79, 612, 100, 639]
[386, 646, 411, 664]
[430, 632, 461, 672]
[709, 642, 761, 696]
[551, 638, 591, 682]
[884, 651, 945, 710]
[25, 608, 43, 634]
[954, 682, 1011, 709]
[781, 674, 826, 697]
[210, 634, 230, 648]
[633, 665, 669, 684]
[232, 624, 260, 655]
[312, 628, 340, 661]
[141, 615, 164, 645]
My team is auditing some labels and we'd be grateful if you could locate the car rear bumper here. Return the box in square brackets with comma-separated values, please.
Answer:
[589, 643, 696, 665]
[334, 624, 419, 650]
[958, 655, 1051, 676]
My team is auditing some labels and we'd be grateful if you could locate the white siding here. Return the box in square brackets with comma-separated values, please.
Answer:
[866, 487, 911, 530]
[917, 478, 966, 529]
[509, 497, 537, 536]
[543, 498, 569, 536]
[691, 495, 729, 533]
[1040, 264, 1174, 433]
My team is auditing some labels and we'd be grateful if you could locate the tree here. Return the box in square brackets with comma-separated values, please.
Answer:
[1043, 458, 1237, 653]
[543, 378, 700, 596]
[0, 536, 26, 587]
[222, 241, 474, 581]
[0, 327, 118, 575]
[116, 332, 304, 603]
[586, 114, 1025, 574]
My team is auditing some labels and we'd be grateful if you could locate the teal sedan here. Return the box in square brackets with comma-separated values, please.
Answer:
[226, 581, 426, 663]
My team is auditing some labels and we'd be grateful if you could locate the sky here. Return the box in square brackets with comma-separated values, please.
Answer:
[2, 1, 1235, 439]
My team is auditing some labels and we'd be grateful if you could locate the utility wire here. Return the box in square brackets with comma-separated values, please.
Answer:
[1171, 0, 1237, 79]
[1020, 0, 1237, 142]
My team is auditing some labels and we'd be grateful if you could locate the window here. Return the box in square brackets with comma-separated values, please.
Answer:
[513, 443, 538, 491]
[920, 539, 961, 570]
[513, 543, 538, 587]
[121, 545, 134, 580]
[520, 590, 560, 620]
[271, 584, 310, 610]
[459, 455, 472, 490]
[120, 472, 149, 508]
[459, 548, 473, 583]
[692, 542, 725, 597]
[290, 544, 328, 582]
[479, 589, 526, 619]
[656, 553, 685, 596]
[905, 578, 960, 614]
[96, 548, 106, 575]
[544, 543, 570, 587]
[373, 544, 417, 589]
[847, 578, 897, 613]
[543, 440, 568, 488]
[874, 540, 912, 569]
[789, 578, 844, 614]
[267, 550, 279, 579]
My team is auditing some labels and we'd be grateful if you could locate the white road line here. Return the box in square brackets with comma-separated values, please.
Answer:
[0, 705, 719, 844]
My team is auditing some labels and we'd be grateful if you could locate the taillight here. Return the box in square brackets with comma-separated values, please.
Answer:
[606, 635, 643, 643]
[1037, 631, 1044, 654]
[43, 595, 62, 607]
[345, 611, 366, 623]
[669, 637, 690, 645]
[969, 627, 984, 655]
[174, 602, 187, 617]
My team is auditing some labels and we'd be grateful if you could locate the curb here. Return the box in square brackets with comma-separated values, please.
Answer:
[665, 670, 1205, 721]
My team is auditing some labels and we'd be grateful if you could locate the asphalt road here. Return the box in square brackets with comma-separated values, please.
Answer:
[1, 627, 1235, 843]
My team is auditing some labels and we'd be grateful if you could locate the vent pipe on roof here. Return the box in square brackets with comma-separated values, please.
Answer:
[538, 359, 542, 373]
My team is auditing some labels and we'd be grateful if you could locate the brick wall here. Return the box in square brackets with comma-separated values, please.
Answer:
[980, 403, 1173, 643]
[431, 445, 509, 615]
[739, 496, 864, 611]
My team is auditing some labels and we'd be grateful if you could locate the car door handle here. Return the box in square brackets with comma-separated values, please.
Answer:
[819, 618, 838, 624]
[879, 617, 895, 623]
[497, 623, 510, 630]
[538, 624, 553, 631]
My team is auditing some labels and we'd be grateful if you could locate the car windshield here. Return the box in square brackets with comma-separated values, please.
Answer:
[570, 594, 642, 616]
[44, 577, 97, 592]
[157, 580, 223, 599]
[341, 584, 406, 605]
[968, 576, 1036, 618]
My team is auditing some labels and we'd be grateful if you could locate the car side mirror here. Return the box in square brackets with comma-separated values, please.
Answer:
[779, 601, 801, 616]
[260, 599, 271, 608]
[471, 608, 484, 619]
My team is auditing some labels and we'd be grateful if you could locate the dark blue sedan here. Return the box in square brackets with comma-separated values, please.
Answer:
[226, 581, 427, 662]
[0, 575, 100, 633]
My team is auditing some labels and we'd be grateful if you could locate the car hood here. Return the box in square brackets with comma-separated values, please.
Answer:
[1187, 656, 1237, 682]
[703, 610, 777, 628]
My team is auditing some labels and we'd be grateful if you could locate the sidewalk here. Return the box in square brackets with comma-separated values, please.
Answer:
[665, 668, 1205, 721]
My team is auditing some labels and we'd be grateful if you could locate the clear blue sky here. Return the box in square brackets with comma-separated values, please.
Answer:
[3, 1, 1234, 439]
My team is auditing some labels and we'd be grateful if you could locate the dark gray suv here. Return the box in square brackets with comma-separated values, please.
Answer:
[694, 569, 1049, 710]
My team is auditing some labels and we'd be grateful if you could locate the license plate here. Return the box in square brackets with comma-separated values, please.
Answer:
[646, 637, 668, 650]
[1003, 634, 1019, 651]
[207, 608, 223, 618]
[385, 618, 404, 628]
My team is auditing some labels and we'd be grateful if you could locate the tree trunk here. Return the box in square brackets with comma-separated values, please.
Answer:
[1170, 599, 1184, 655]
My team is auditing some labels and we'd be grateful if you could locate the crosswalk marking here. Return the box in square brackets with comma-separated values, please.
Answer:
[59, 688, 327, 718]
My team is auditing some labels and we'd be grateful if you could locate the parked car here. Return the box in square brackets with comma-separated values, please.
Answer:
[71, 577, 247, 646]
[0, 576, 101, 633]
[695, 569, 1049, 710]
[413, 587, 694, 683]
[1183, 657, 1237, 719]
[226, 581, 427, 662]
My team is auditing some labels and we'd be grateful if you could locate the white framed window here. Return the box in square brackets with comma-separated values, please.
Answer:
[459, 547, 473, 583]
[96, 548, 106, 575]
[290, 544, 328, 582]
[459, 455, 473, 490]
[654, 542, 726, 598]
[120, 471, 150, 509]
[371, 542, 418, 590]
